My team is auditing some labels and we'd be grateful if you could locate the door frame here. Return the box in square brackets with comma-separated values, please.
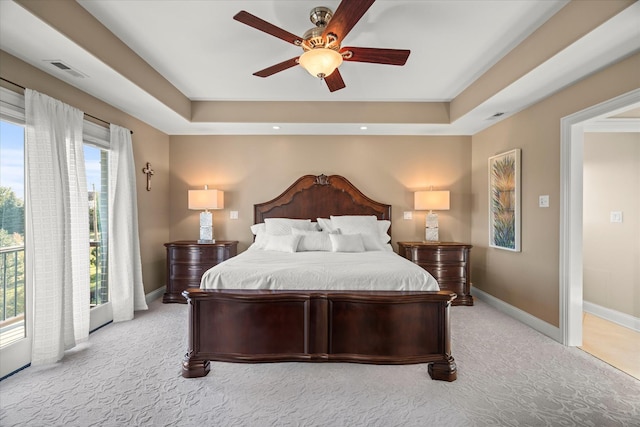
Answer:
[559, 88, 640, 346]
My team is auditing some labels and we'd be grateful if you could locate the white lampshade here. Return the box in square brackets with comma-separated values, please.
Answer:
[298, 48, 343, 79]
[414, 190, 450, 211]
[188, 185, 224, 211]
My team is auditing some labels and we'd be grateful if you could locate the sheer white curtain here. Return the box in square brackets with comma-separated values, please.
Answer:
[25, 89, 90, 365]
[109, 124, 148, 321]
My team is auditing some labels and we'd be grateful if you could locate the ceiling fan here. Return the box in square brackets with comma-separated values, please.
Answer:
[233, 0, 410, 92]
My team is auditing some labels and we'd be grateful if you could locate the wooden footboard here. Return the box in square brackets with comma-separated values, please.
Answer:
[182, 289, 457, 381]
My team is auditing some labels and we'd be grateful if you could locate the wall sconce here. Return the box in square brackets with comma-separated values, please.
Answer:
[415, 189, 450, 242]
[188, 185, 224, 243]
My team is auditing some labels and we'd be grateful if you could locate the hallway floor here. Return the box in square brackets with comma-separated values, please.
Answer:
[580, 312, 640, 380]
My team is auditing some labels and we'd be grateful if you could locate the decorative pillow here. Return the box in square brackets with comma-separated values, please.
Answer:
[291, 228, 332, 251]
[319, 217, 390, 244]
[329, 233, 365, 253]
[330, 215, 387, 251]
[359, 234, 387, 251]
[264, 218, 313, 235]
[263, 234, 301, 253]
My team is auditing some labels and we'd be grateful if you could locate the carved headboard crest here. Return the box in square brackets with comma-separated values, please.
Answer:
[314, 174, 330, 185]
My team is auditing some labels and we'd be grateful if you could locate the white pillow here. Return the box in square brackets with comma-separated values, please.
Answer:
[265, 218, 313, 235]
[249, 223, 268, 249]
[250, 223, 266, 236]
[291, 228, 332, 251]
[263, 234, 301, 253]
[319, 217, 390, 243]
[359, 234, 387, 251]
[317, 218, 338, 233]
[330, 215, 387, 251]
[329, 234, 365, 252]
[377, 220, 392, 243]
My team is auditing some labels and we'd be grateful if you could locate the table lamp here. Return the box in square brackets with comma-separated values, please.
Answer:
[188, 185, 224, 243]
[415, 189, 450, 242]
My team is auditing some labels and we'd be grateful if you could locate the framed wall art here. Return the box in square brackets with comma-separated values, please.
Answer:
[488, 148, 521, 252]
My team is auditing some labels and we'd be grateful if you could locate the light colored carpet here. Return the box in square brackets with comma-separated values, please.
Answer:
[1, 298, 639, 427]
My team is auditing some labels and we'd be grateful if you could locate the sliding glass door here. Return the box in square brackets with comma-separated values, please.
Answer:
[84, 143, 111, 331]
[0, 119, 29, 378]
[0, 88, 114, 377]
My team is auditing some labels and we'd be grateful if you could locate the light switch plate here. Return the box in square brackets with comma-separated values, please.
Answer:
[403, 211, 413, 220]
[610, 211, 623, 223]
[539, 195, 549, 208]
[230, 211, 239, 220]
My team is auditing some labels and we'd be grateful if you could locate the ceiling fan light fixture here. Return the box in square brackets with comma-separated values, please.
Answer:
[298, 48, 343, 79]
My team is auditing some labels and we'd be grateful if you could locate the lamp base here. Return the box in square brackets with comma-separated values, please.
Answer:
[425, 227, 439, 242]
[199, 212, 215, 243]
[425, 211, 439, 242]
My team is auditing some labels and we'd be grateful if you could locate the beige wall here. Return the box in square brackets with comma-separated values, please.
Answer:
[169, 135, 472, 252]
[471, 52, 640, 326]
[583, 132, 639, 317]
[0, 51, 171, 294]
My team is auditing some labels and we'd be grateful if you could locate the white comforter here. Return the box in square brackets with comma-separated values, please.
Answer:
[200, 249, 440, 291]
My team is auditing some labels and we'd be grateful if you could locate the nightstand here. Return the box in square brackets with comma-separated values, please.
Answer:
[397, 242, 473, 306]
[163, 240, 238, 303]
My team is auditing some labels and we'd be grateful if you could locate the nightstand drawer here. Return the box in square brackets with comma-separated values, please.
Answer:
[410, 248, 466, 263]
[169, 246, 232, 263]
[419, 264, 466, 281]
[170, 263, 214, 279]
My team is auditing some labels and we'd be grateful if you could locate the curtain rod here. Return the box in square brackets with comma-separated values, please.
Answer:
[0, 77, 133, 135]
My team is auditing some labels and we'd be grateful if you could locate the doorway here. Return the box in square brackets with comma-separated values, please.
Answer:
[580, 127, 640, 379]
[559, 88, 640, 348]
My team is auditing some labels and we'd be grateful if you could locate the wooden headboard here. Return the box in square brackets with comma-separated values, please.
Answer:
[254, 174, 392, 235]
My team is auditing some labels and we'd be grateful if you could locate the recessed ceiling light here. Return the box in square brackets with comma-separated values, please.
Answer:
[272, 125, 280, 130]
[360, 126, 368, 130]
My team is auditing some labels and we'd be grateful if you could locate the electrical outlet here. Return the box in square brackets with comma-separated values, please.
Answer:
[230, 211, 238, 220]
[403, 211, 413, 220]
[539, 195, 549, 208]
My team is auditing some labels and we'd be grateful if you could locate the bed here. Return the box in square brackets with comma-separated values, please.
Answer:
[182, 174, 457, 381]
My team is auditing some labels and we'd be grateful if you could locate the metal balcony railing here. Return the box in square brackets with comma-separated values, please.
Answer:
[0, 244, 24, 324]
[0, 242, 107, 322]
[1, 241, 108, 348]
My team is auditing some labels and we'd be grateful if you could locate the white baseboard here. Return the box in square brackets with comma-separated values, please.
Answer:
[583, 301, 640, 332]
[145, 286, 166, 304]
[471, 288, 562, 343]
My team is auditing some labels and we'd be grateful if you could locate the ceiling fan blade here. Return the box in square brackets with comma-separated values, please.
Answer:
[253, 57, 300, 78]
[325, 69, 346, 92]
[341, 47, 410, 66]
[234, 11, 303, 46]
[322, 0, 375, 43]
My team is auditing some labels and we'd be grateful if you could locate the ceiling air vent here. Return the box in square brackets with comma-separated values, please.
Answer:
[486, 112, 506, 120]
[45, 60, 87, 78]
